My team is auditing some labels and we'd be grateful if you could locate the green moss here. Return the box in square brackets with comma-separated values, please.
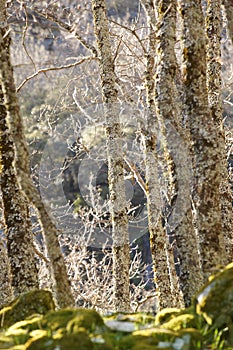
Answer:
[41, 308, 104, 334]
[0, 290, 55, 329]
[104, 313, 155, 327]
[195, 262, 233, 328]
[154, 308, 182, 325]
[7, 315, 43, 332]
[25, 331, 93, 350]
[0, 334, 15, 348]
[160, 313, 199, 331]
[120, 328, 178, 349]
[5, 328, 29, 345]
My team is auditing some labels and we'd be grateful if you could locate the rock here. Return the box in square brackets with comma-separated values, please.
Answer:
[0, 290, 55, 328]
[195, 262, 233, 345]
[195, 263, 233, 325]
[41, 308, 104, 333]
[25, 331, 93, 350]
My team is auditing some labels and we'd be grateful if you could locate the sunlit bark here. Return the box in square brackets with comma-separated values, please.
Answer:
[206, 0, 233, 261]
[140, 0, 181, 310]
[0, 86, 39, 295]
[178, 0, 226, 279]
[0, 0, 74, 308]
[92, 0, 131, 312]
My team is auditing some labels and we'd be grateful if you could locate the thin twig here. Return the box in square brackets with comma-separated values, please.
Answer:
[109, 18, 147, 54]
[17, 56, 97, 92]
[123, 156, 147, 195]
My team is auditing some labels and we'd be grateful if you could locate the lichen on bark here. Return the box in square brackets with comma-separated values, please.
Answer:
[205, 0, 233, 262]
[92, 0, 130, 312]
[178, 0, 226, 279]
[0, 0, 74, 308]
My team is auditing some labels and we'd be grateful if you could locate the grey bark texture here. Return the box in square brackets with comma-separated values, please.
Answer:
[0, 6, 39, 295]
[206, 0, 233, 261]
[153, 0, 203, 307]
[140, 0, 182, 310]
[0, 0, 74, 308]
[92, 0, 131, 312]
[178, 0, 226, 279]
[0, 236, 13, 307]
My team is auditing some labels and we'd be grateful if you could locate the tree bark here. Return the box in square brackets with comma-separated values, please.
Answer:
[0, 236, 13, 306]
[152, 0, 203, 307]
[178, 0, 226, 279]
[0, 0, 74, 308]
[206, 0, 233, 262]
[140, 0, 182, 310]
[92, 0, 131, 312]
[0, 50, 39, 296]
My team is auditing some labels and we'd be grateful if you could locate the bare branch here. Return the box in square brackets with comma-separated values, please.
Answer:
[17, 56, 97, 92]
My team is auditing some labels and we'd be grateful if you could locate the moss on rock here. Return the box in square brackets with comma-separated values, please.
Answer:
[154, 308, 182, 325]
[195, 262, 233, 326]
[160, 313, 199, 331]
[25, 331, 93, 350]
[0, 290, 55, 328]
[41, 308, 104, 334]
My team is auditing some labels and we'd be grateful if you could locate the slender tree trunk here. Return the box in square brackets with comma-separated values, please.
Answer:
[140, 0, 181, 310]
[178, 0, 226, 279]
[224, 0, 233, 43]
[206, 0, 233, 262]
[92, 0, 131, 312]
[0, 0, 74, 308]
[0, 66, 39, 295]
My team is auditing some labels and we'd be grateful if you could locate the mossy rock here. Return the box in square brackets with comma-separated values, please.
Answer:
[7, 315, 43, 333]
[25, 331, 93, 350]
[41, 308, 104, 334]
[5, 328, 29, 345]
[154, 308, 182, 325]
[0, 290, 55, 328]
[120, 328, 179, 349]
[105, 312, 155, 326]
[0, 334, 15, 349]
[160, 313, 199, 331]
[195, 262, 233, 328]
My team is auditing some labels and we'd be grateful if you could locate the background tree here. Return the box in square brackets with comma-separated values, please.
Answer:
[92, 0, 131, 312]
[0, 0, 39, 295]
[0, 0, 74, 308]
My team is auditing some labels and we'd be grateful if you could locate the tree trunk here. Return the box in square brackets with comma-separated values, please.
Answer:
[178, 0, 226, 279]
[206, 0, 233, 262]
[92, 0, 131, 312]
[0, 88, 39, 295]
[0, 0, 74, 308]
[0, 236, 13, 306]
[140, 0, 181, 310]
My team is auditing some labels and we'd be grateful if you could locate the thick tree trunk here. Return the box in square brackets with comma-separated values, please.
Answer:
[0, 79, 39, 294]
[178, 0, 226, 279]
[206, 0, 233, 261]
[153, 0, 203, 307]
[0, 236, 13, 306]
[92, 0, 131, 312]
[0, 0, 74, 308]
